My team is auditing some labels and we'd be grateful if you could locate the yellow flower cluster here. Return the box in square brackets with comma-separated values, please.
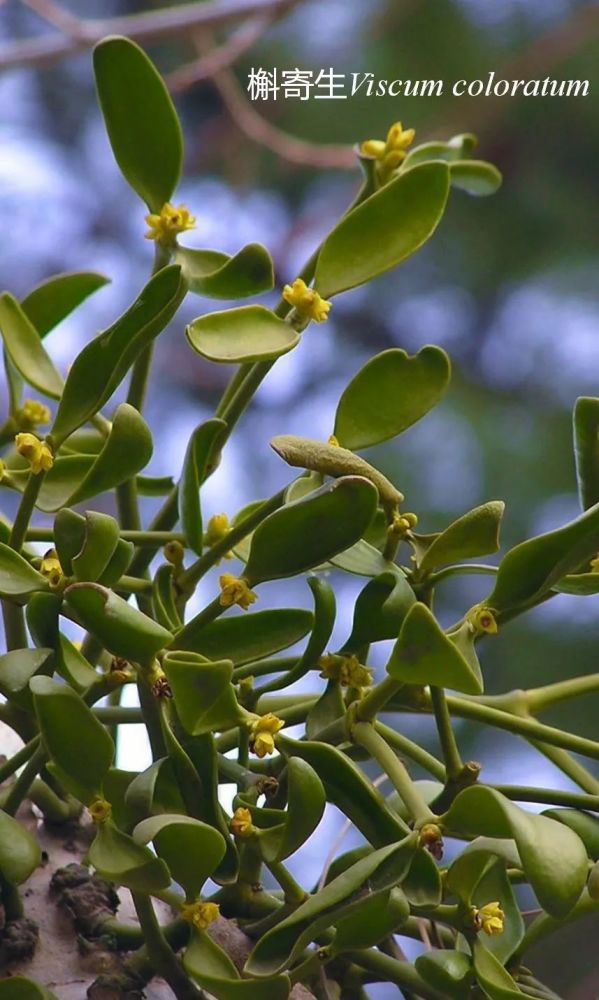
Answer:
[18, 399, 51, 430]
[249, 712, 284, 758]
[283, 278, 331, 324]
[476, 900, 505, 936]
[467, 604, 498, 635]
[15, 432, 54, 474]
[145, 202, 196, 244]
[88, 797, 111, 824]
[39, 548, 66, 590]
[319, 653, 373, 689]
[390, 510, 418, 536]
[181, 900, 220, 931]
[219, 573, 257, 611]
[361, 121, 416, 182]
[229, 806, 254, 838]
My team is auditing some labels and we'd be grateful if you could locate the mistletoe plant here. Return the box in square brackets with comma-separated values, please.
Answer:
[0, 34, 598, 1000]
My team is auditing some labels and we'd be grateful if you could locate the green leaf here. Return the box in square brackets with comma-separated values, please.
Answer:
[88, 817, 171, 893]
[51, 265, 186, 445]
[444, 786, 588, 917]
[487, 501, 599, 615]
[53, 509, 86, 575]
[573, 396, 599, 510]
[402, 846, 443, 907]
[185, 734, 239, 884]
[173, 607, 314, 663]
[125, 757, 186, 823]
[331, 887, 409, 955]
[26, 592, 98, 691]
[0, 292, 63, 397]
[184, 931, 291, 999]
[244, 477, 378, 584]
[65, 583, 172, 663]
[334, 346, 451, 450]
[472, 941, 524, 999]
[0, 810, 41, 884]
[447, 850, 524, 963]
[176, 243, 274, 299]
[31, 676, 114, 803]
[71, 511, 120, 582]
[386, 603, 483, 695]
[328, 538, 400, 578]
[93, 35, 183, 211]
[554, 572, 599, 595]
[256, 758, 325, 862]
[178, 418, 227, 555]
[162, 651, 243, 735]
[186, 305, 299, 364]
[414, 501, 505, 576]
[449, 160, 502, 196]
[415, 950, 473, 999]
[245, 838, 415, 977]
[0, 544, 48, 601]
[0, 647, 53, 708]
[22, 271, 109, 338]
[152, 564, 182, 631]
[0, 975, 60, 999]
[305, 678, 345, 740]
[278, 735, 410, 846]
[314, 161, 450, 297]
[543, 808, 599, 860]
[402, 133, 478, 168]
[343, 570, 416, 649]
[133, 814, 226, 898]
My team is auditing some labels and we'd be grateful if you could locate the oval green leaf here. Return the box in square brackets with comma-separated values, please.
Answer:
[176, 243, 274, 299]
[186, 305, 299, 364]
[449, 160, 502, 196]
[65, 583, 172, 663]
[173, 607, 313, 663]
[415, 501, 505, 576]
[162, 651, 243, 735]
[88, 817, 171, 893]
[133, 814, 226, 898]
[0, 810, 41, 885]
[573, 396, 599, 510]
[178, 418, 227, 555]
[22, 272, 109, 338]
[0, 544, 49, 601]
[0, 292, 63, 398]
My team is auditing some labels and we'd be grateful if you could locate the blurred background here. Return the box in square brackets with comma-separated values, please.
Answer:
[0, 0, 598, 995]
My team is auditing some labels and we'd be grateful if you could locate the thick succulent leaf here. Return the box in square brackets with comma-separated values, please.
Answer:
[344, 570, 416, 649]
[0, 975, 60, 999]
[173, 607, 313, 663]
[257, 759, 325, 862]
[444, 786, 588, 917]
[185, 734, 239, 884]
[449, 160, 502, 196]
[334, 346, 451, 450]
[402, 847, 443, 907]
[88, 818, 171, 893]
[133, 814, 226, 898]
[22, 271, 109, 338]
[447, 851, 524, 963]
[93, 35, 183, 210]
[184, 931, 290, 999]
[71, 511, 120, 582]
[0, 544, 48, 601]
[415, 950, 473, 999]
[0, 292, 63, 397]
[328, 538, 400, 578]
[245, 839, 415, 976]
[415, 501, 504, 576]
[573, 396, 599, 510]
[305, 678, 345, 740]
[31, 676, 114, 803]
[125, 757, 186, 823]
[186, 305, 299, 363]
[0, 810, 41, 885]
[402, 133, 478, 168]
[386, 603, 483, 695]
[178, 418, 227, 555]
[26, 592, 98, 691]
[554, 572, 599, 595]
[51, 265, 186, 445]
[65, 583, 172, 664]
[244, 477, 378, 584]
[472, 941, 524, 999]
[278, 735, 410, 846]
[487, 501, 599, 614]
[331, 887, 409, 954]
[0, 647, 53, 708]
[543, 808, 599, 860]
[162, 651, 242, 735]
[176, 243, 274, 299]
[314, 161, 450, 297]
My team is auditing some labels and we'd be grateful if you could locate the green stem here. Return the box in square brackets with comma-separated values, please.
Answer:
[131, 892, 197, 1000]
[0, 735, 40, 785]
[515, 892, 599, 958]
[159, 701, 206, 818]
[0, 874, 24, 920]
[352, 721, 433, 825]
[343, 948, 444, 999]
[3, 745, 46, 816]
[428, 563, 499, 585]
[265, 859, 308, 906]
[1, 600, 28, 651]
[493, 784, 599, 810]
[115, 575, 154, 593]
[429, 685, 463, 780]
[9, 470, 44, 550]
[527, 740, 599, 795]
[354, 676, 403, 722]
[527, 673, 599, 714]
[375, 721, 446, 780]
[94, 706, 143, 723]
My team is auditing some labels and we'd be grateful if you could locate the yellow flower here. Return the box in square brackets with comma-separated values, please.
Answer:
[39, 548, 66, 590]
[327, 434, 340, 447]
[476, 900, 504, 936]
[18, 399, 52, 429]
[144, 202, 196, 244]
[181, 900, 220, 931]
[204, 514, 232, 559]
[390, 510, 418, 536]
[219, 573, 257, 611]
[249, 712, 284, 758]
[360, 122, 416, 183]
[282, 278, 331, 324]
[88, 797, 111, 824]
[15, 432, 54, 474]
[467, 604, 498, 635]
[230, 807, 254, 838]
[319, 653, 373, 689]
[418, 823, 444, 861]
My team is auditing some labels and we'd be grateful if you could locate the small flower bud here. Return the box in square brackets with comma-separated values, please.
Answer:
[418, 823, 444, 861]
[164, 539, 185, 569]
[18, 399, 52, 430]
[282, 278, 331, 324]
[249, 712, 284, 758]
[230, 807, 254, 838]
[204, 512, 230, 547]
[467, 604, 498, 635]
[319, 652, 373, 689]
[219, 574, 257, 611]
[15, 432, 54, 474]
[88, 797, 111, 824]
[180, 900, 220, 931]
[39, 548, 66, 590]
